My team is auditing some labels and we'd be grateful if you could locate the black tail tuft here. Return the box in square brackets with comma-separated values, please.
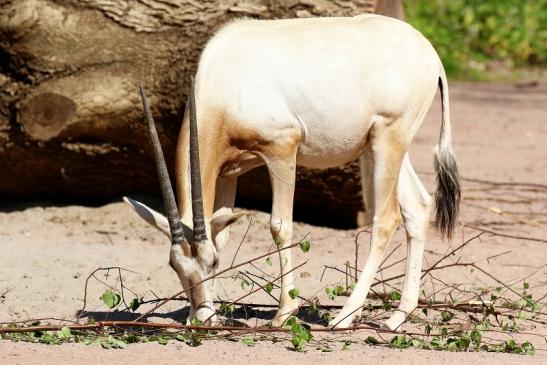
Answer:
[434, 149, 461, 240]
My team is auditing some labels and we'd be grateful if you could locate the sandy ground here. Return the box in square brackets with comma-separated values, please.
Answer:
[1, 82, 546, 364]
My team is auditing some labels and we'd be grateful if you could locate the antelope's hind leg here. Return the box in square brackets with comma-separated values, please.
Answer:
[384, 155, 431, 330]
[358, 149, 374, 227]
[330, 122, 406, 329]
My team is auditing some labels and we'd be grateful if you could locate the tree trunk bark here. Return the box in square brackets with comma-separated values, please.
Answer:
[375, 0, 404, 20]
[0, 0, 382, 228]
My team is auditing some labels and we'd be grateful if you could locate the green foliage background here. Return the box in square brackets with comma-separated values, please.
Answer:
[405, 0, 547, 79]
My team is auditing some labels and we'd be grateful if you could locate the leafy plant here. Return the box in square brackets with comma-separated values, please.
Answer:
[242, 337, 257, 347]
[285, 316, 313, 351]
[405, 0, 547, 79]
[441, 311, 454, 323]
[219, 302, 235, 316]
[288, 288, 300, 300]
[264, 282, 274, 294]
[299, 239, 311, 253]
[240, 278, 250, 291]
[325, 285, 345, 300]
[129, 298, 140, 311]
[390, 290, 401, 301]
[101, 291, 121, 309]
[57, 327, 71, 340]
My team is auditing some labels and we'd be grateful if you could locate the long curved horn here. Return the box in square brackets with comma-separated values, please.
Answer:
[139, 86, 186, 246]
[188, 76, 207, 243]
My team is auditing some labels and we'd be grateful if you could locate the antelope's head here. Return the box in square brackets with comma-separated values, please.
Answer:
[124, 78, 242, 324]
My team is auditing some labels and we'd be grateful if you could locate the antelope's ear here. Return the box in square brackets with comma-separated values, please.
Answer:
[123, 197, 171, 238]
[211, 211, 246, 232]
[210, 211, 246, 250]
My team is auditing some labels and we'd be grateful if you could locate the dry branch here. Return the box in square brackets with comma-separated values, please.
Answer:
[465, 225, 547, 243]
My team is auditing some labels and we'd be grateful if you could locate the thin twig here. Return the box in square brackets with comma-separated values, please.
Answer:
[231, 217, 253, 267]
[79, 267, 141, 319]
[465, 224, 547, 243]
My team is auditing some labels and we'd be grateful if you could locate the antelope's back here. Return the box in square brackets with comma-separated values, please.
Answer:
[194, 14, 442, 166]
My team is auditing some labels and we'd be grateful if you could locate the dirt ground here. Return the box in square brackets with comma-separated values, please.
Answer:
[1, 82, 546, 364]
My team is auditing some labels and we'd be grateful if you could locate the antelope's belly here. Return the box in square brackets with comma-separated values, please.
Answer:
[295, 119, 372, 168]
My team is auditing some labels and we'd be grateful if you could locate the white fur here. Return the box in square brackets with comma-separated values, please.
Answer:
[127, 14, 455, 330]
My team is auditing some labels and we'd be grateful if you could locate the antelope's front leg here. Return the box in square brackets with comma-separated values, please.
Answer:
[264, 149, 299, 326]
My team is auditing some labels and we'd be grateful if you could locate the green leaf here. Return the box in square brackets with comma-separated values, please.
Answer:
[265, 257, 272, 266]
[157, 337, 169, 345]
[220, 302, 235, 316]
[365, 336, 379, 345]
[126, 334, 139, 343]
[441, 311, 454, 322]
[292, 336, 306, 351]
[113, 338, 127, 349]
[470, 329, 482, 344]
[57, 326, 71, 339]
[130, 298, 140, 311]
[390, 290, 401, 301]
[326, 285, 345, 300]
[390, 335, 407, 349]
[240, 278, 250, 290]
[458, 336, 470, 350]
[284, 316, 297, 327]
[242, 337, 257, 347]
[521, 341, 535, 355]
[299, 240, 311, 253]
[429, 337, 444, 350]
[85, 338, 102, 347]
[189, 334, 203, 347]
[321, 312, 332, 323]
[175, 333, 189, 342]
[447, 341, 459, 352]
[289, 320, 313, 351]
[101, 291, 121, 309]
[476, 321, 490, 331]
[106, 335, 127, 349]
[288, 288, 300, 300]
[265, 282, 274, 294]
[504, 339, 517, 352]
[342, 340, 353, 350]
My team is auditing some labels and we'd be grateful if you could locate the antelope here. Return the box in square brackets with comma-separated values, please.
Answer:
[124, 13, 460, 330]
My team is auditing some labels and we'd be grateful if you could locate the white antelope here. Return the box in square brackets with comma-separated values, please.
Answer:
[125, 13, 460, 330]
